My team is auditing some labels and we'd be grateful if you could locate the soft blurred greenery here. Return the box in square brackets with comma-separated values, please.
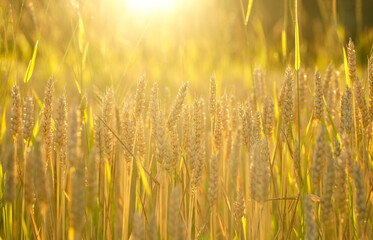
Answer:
[1, 0, 372, 101]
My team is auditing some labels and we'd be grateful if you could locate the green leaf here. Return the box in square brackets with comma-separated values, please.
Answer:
[89, 107, 94, 151]
[343, 47, 351, 87]
[242, 216, 247, 239]
[294, 0, 300, 70]
[105, 160, 112, 184]
[31, 119, 40, 146]
[0, 108, 6, 143]
[273, 80, 278, 117]
[323, 98, 338, 137]
[22, 217, 28, 236]
[304, 115, 313, 137]
[32, 90, 43, 109]
[282, 29, 287, 58]
[24, 40, 39, 83]
[137, 161, 151, 196]
[294, 21, 300, 70]
[73, 77, 81, 94]
[244, 0, 253, 25]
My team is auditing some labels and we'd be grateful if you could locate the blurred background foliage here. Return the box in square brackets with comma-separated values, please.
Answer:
[0, 0, 373, 102]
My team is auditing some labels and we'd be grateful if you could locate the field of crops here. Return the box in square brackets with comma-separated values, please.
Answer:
[1, 0, 373, 239]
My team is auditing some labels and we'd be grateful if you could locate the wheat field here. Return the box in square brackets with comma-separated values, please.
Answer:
[1, 0, 373, 239]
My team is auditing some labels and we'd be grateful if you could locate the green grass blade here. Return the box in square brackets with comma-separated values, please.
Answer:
[343, 46, 351, 87]
[0, 108, 6, 143]
[282, 29, 287, 59]
[24, 40, 39, 83]
[105, 160, 112, 185]
[74, 77, 82, 95]
[242, 215, 247, 239]
[294, 22, 300, 70]
[304, 115, 313, 137]
[137, 160, 151, 196]
[89, 107, 94, 151]
[244, 0, 254, 25]
[31, 119, 40, 146]
[32, 90, 43, 109]
[323, 98, 338, 137]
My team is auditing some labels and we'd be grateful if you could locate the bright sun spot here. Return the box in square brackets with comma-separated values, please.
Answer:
[126, 0, 180, 13]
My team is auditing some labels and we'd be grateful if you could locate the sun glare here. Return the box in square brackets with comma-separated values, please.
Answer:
[126, 0, 180, 13]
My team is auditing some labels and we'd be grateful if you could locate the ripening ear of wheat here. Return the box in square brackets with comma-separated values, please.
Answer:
[354, 79, 370, 129]
[347, 38, 357, 84]
[150, 82, 160, 138]
[122, 108, 135, 166]
[311, 126, 328, 195]
[23, 95, 34, 143]
[313, 70, 324, 121]
[320, 150, 335, 228]
[132, 212, 145, 240]
[135, 75, 147, 120]
[167, 82, 188, 130]
[167, 186, 183, 239]
[137, 118, 146, 162]
[23, 147, 35, 206]
[102, 88, 114, 161]
[251, 111, 261, 146]
[241, 105, 252, 151]
[334, 145, 347, 216]
[10, 84, 22, 142]
[229, 129, 241, 189]
[209, 76, 216, 118]
[249, 138, 270, 203]
[214, 101, 222, 151]
[304, 195, 318, 240]
[262, 96, 274, 137]
[281, 67, 294, 138]
[42, 78, 54, 165]
[233, 189, 245, 224]
[340, 86, 354, 135]
[5, 85, 22, 204]
[87, 146, 99, 209]
[191, 99, 205, 192]
[34, 141, 50, 214]
[293, 140, 300, 175]
[55, 95, 67, 153]
[221, 94, 229, 133]
[208, 154, 219, 206]
[351, 163, 367, 225]
[147, 212, 158, 240]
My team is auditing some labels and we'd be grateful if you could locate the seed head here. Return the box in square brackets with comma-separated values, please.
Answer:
[10, 84, 22, 141]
